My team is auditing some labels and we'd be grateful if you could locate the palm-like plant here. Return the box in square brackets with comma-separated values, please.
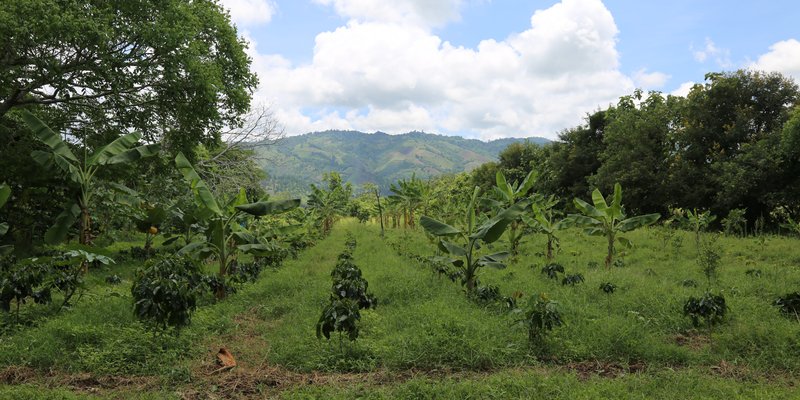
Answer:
[21, 111, 160, 245]
[524, 195, 567, 260]
[484, 170, 536, 255]
[175, 153, 300, 298]
[565, 183, 660, 269]
[308, 183, 349, 236]
[421, 187, 528, 293]
[389, 174, 428, 228]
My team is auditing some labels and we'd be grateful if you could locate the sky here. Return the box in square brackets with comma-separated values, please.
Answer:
[218, 0, 800, 140]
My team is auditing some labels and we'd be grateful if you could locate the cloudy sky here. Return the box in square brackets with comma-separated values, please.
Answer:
[219, 0, 800, 140]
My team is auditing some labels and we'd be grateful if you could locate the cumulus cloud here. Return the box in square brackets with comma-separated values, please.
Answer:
[692, 38, 732, 68]
[219, 0, 276, 26]
[749, 39, 800, 83]
[313, 0, 464, 28]
[248, 0, 637, 140]
[633, 69, 670, 89]
[670, 81, 696, 97]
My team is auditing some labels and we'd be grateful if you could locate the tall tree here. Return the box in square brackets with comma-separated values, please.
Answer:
[0, 0, 257, 154]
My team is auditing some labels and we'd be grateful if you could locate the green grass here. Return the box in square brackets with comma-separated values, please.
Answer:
[0, 220, 798, 398]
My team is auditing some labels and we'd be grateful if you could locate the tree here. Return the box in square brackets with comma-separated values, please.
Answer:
[591, 90, 679, 214]
[545, 110, 608, 201]
[0, 183, 11, 254]
[21, 111, 160, 246]
[566, 183, 660, 269]
[0, 0, 258, 154]
[389, 174, 428, 229]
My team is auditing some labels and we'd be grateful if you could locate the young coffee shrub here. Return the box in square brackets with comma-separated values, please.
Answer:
[561, 273, 585, 286]
[131, 256, 205, 333]
[516, 293, 563, 345]
[599, 282, 617, 294]
[541, 263, 564, 280]
[0, 257, 50, 316]
[316, 298, 362, 341]
[774, 292, 800, 320]
[471, 284, 502, 303]
[683, 292, 727, 328]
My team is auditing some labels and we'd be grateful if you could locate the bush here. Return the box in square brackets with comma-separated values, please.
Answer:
[516, 293, 562, 345]
[316, 298, 362, 341]
[0, 257, 50, 315]
[561, 273, 585, 286]
[683, 292, 727, 328]
[540, 263, 564, 280]
[131, 256, 205, 333]
[774, 292, 800, 319]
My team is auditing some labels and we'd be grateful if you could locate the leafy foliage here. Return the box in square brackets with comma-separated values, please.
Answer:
[565, 183, 660, 268]
[561, 273, 585, 286]
[774, 292, 800, 319]
[131, 256, 204, 333]
[515, 293, 563, 345]
[599, 282, 617, 294]
[421, 186, 528, 293]
[683, 292, 728, 328]
[540, 263, 565, 280]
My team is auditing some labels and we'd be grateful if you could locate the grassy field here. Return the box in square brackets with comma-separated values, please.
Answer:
[0, 219, 798, 398]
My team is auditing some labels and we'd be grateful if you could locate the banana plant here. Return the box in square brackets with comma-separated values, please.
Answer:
[483, 170, 537, 256]
[523, 195, 566, 261]
[565, 183, 660, 269]
[21, 111, 160, 245]
[421, 186, 529, 293]
[685, 208, 716, 249]
[174, 152, 300, 299]
[0, 183, 12, 254]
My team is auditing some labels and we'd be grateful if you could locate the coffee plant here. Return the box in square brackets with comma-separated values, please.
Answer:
[561, 273, 585, 286]
[599, 282, 617, 294]
[774, 292, 800, 320]
[683, 292, 727, 329]
[515, 293, 563, 345]
[131, 256, 205, 333]
[541, 263, 564, 280]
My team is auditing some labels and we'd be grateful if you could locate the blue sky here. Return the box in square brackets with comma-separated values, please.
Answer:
[220, 0, 800, 140]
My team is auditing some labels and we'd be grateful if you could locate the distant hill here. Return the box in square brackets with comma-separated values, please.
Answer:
[253, 130, 550, 195]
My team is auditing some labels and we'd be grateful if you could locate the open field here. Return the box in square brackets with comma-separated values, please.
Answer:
[0, 219, 798, 399]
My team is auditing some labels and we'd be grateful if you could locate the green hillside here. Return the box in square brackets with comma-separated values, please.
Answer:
[254, 130, 549, 194]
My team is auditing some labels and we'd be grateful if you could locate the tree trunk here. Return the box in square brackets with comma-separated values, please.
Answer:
[605, 234, 614, 269]
[546, 237, 553, 260]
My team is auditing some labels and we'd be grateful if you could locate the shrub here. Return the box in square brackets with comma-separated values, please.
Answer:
[774, 292, 800, 319]
[0, 257, 49, 316]
[471, 284, 501, 303]
[131, 256, 204, 333]
[516, 293, 562, 345]
[316, 298, 361, 341]
[540, 263, 564, 280]
[599, 282, 617, 294]
[683, 292, 727, 328]
[561, 273, 585, 286]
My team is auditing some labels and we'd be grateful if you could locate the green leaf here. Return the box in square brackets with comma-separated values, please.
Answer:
[591, 188, 609, 212]
[177, 242, 213, 256]
[88, 132, 141, 165]
[175, 152, 222, 216]
[104, 143, 161, 165]
[0, 183, 10, 209]
[235, 199, 301, 216]
[439, 240, 467, 257]
[617, 236, 633, 248]
[495, 171, 513, 200]
[420, 216, 462, 237]
[466, 186, 481, 232]
[471, 216, 511, 244]
[573, 198, 604, 219]
[21, 111, 78, 163]
[0, 223, 8, 236]
[44, 203, 82, 245]
[610, 183, 623, 220]
[617, 213, 660, 232]
[515, 170, 538, 196]
[238, 243, 278, 256]
[478, 251, 510, 263]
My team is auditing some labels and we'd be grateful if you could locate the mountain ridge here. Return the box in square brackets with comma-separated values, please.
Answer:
[254, 130, 550, 195]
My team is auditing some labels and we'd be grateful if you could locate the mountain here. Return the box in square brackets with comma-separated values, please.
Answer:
[253, 130, 550, 195]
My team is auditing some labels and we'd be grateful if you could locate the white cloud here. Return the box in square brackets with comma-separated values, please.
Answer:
[219, 0, 276, 27]
[249, 0, 636, 140]
[692, 38, 732, 68]
[670, 81, 696, 97]
[633, 69, 670, 89]
[749, 39, 800, 83]
[313, 0, 464, 28]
